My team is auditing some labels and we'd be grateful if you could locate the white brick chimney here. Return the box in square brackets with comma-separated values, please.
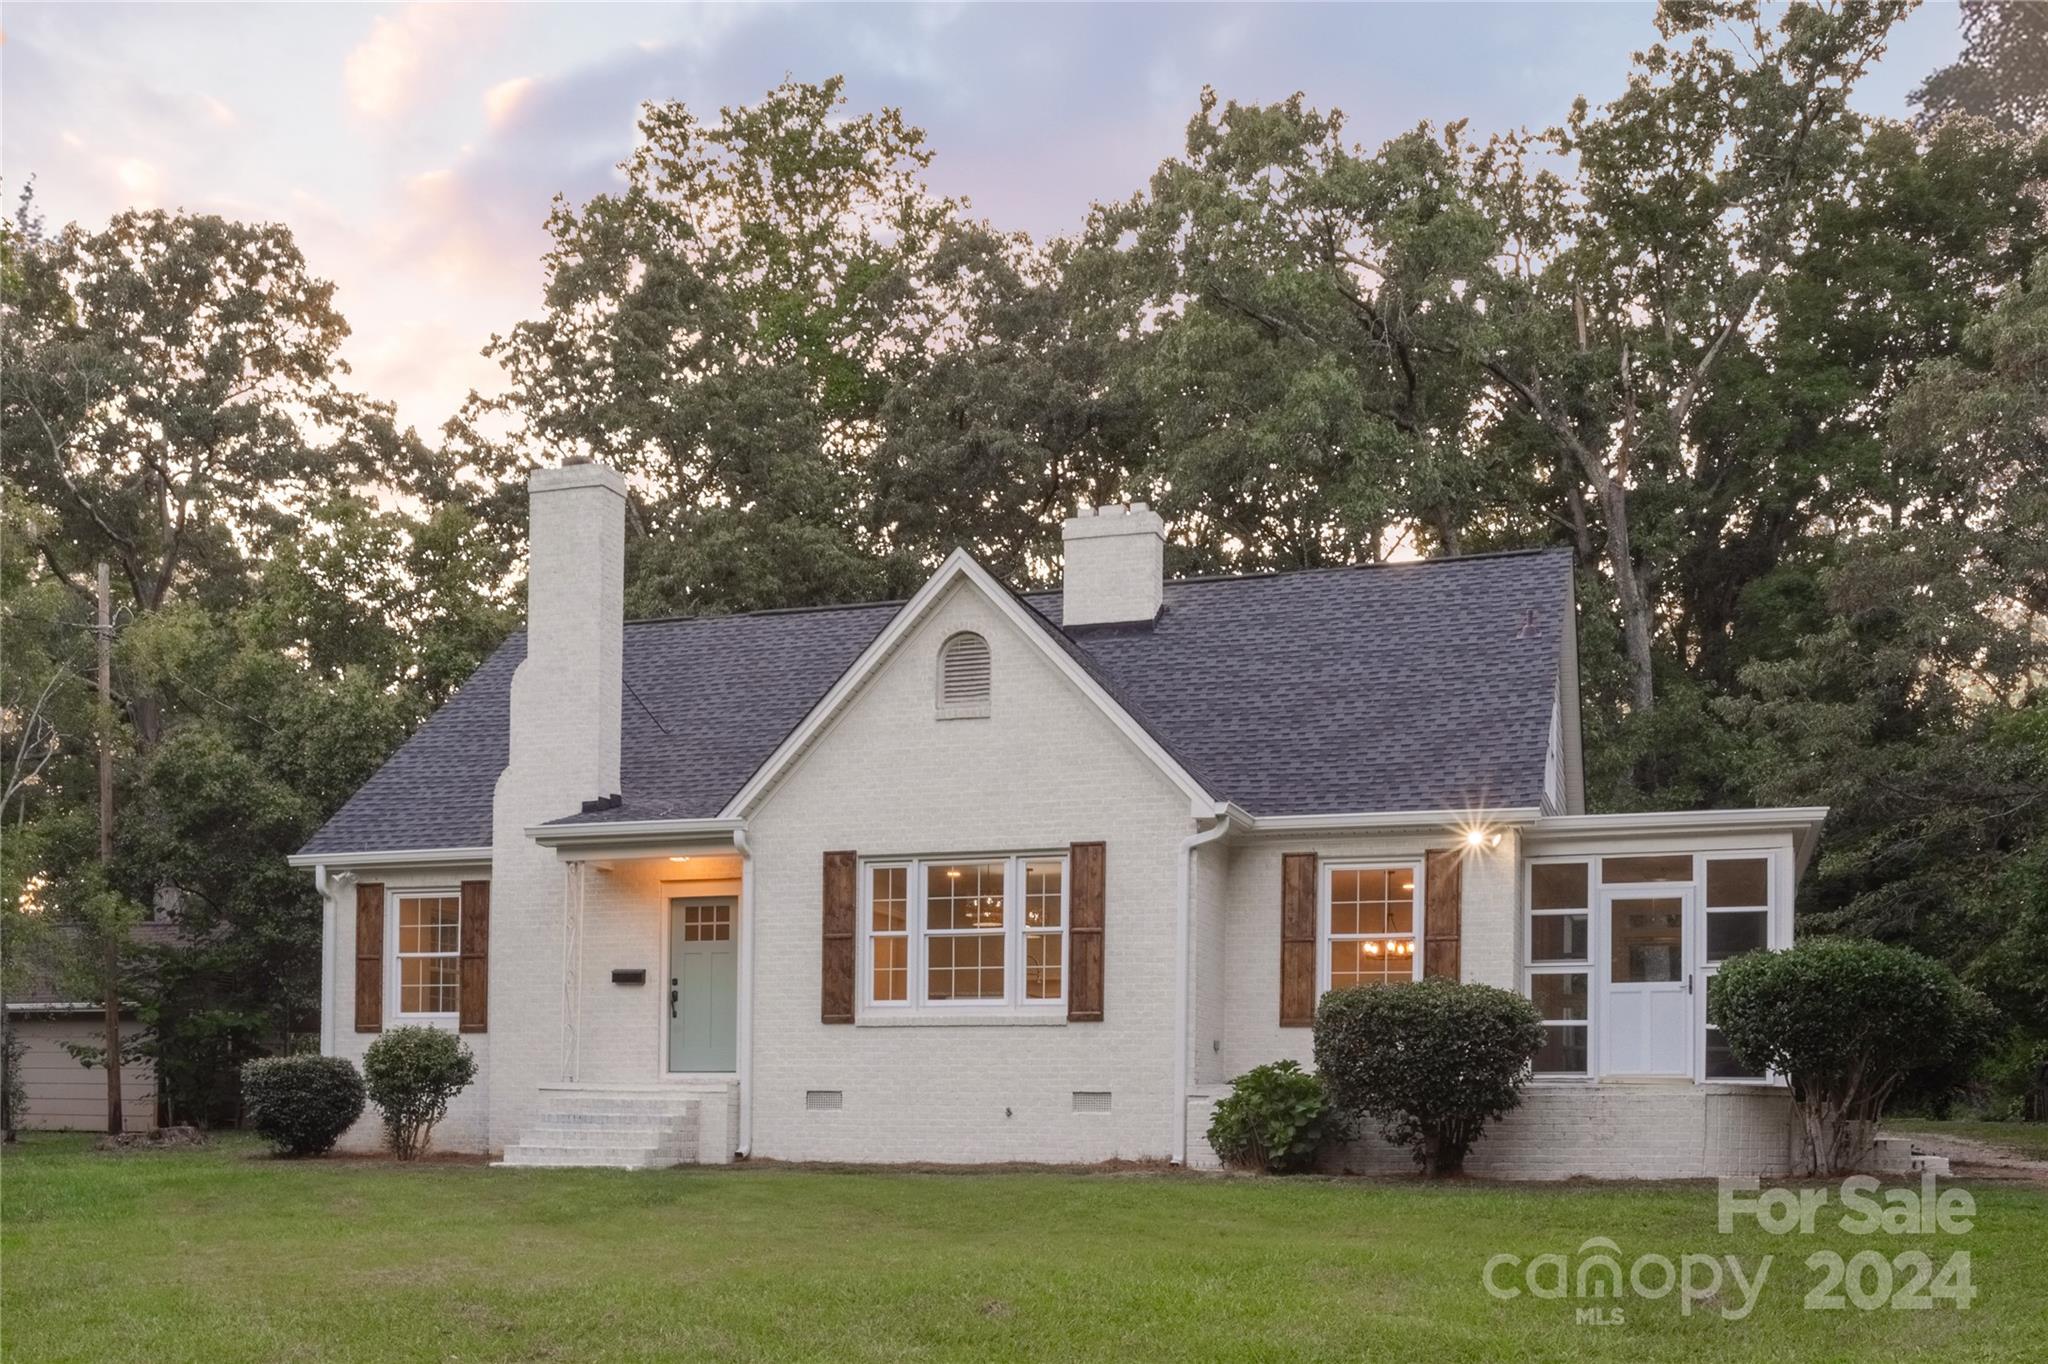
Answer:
[1061, 502, 1166, 627]
[504, 459, 625, 809]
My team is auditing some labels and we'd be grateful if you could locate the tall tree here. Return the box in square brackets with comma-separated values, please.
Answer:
[1733, 258, 2048, 1032]
[1912, 0, 2048, 135]
[2, 205, 509, 1120]
[475, 78, 969, 615]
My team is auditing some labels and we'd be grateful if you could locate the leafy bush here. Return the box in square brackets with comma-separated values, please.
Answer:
[2, 1026, 26, 1134]
[1709, 938, 1998, 1174]
[361, 1027, 477, 1160]
[240, 1054, 365, 1156]
[1313, 978, 1545, 1177]
[1206, 1060, 1348, 1173]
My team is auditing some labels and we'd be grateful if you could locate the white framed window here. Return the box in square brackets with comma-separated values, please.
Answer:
[1321, 862, 1422, 992]
[860, 854, 1067, 1012]
[392, 889, 461, 1018]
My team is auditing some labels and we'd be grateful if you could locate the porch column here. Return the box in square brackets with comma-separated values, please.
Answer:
[561, 860, 587, 1082]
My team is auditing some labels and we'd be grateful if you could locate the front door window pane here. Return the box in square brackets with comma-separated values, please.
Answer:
[1610, 897, 1684, 982]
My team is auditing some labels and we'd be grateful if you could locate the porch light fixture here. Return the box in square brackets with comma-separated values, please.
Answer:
[1464, 828, 1502, 850]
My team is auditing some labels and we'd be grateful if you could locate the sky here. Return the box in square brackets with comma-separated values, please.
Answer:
[1, 2, 1968, 440]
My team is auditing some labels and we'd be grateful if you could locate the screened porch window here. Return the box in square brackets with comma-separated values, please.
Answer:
[1524, 852, 1782, 1083]
[1528, 862, 1589, 1073]
[1703, 856, 1771, 1079]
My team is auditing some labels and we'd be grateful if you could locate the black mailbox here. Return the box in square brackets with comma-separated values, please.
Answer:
[611, 968, 647, 986]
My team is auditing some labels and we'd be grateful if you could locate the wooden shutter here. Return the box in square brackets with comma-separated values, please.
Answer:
[354, 881, 385, 1033]
[1068, 841, 1106, 1022]
[1279, 853, 1318, 1026]
[458, 880, 490, 1033]
[822, 851, 857, 1024]
[1423, 847, 1464, 981]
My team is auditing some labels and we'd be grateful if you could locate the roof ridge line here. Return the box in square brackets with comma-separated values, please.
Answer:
[623, 597, 909, 628]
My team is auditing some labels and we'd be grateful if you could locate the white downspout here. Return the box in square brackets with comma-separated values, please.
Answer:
[1173, 809, 1232, 1165]
[733, 826, 755, 1158]
[314, 865, 334, 1057]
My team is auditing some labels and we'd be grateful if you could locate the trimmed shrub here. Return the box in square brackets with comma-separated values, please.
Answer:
[240, 1055, 366, 1156]
[361, 1027, 477, 1160]
[1314, 978, 1545, 1177]
[1206, 1060, 1348, 1173]
[1709, 938, 1998, 1174]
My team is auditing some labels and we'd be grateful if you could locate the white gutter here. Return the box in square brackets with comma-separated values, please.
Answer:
[1240, 806, 1544, 835]
[1530, 806, 1830, 874]
[314, 864, 335, 1058]
[733, 826, 755, 1159]
[286, 846, 491, 871]
[1173, 807, 1233, 1165]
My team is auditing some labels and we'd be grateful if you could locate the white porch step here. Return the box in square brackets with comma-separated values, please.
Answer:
[1864, 1135, 1952, 1177]
[497, 1142, 677, 1170]
[493, 1088, 705, 1170]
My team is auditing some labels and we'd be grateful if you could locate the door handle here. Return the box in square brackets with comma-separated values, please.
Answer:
[670, 980, 678, 1018]
[1686, 973, 1694, 996]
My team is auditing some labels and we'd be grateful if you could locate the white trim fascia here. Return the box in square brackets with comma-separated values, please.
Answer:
[1239, 806, 1544, 836]
[1530, 807, 1830, 875]
[719, 549, 1214, 818]
[527, 816, 746, 850]
[285, 846, 492, 871]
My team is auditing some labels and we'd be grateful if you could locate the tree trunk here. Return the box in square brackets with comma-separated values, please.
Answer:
[97, 563, 124, 1136]
[1594, 480, 1657, 715]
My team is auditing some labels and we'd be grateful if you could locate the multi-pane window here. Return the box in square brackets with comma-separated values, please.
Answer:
[1022, 860, 1065, 1000]
[679, 901, 732, 942]
[862, 855, 1066, 1011]
[1325, 865, 1419, 990]
[869, 866, 910, 1003]
[1528, 863, 1590, 1074]
[395, 892, 461, 1016]
[927, 861, 1007, 1001]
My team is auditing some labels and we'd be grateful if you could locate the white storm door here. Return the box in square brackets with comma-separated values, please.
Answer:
[1598, 889, 1692, 1077]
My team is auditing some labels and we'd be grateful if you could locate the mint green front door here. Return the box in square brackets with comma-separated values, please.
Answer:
[669, 899, 738, 1073]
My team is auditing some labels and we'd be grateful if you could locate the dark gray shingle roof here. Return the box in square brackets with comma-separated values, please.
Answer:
[299, 549, 1570, 855]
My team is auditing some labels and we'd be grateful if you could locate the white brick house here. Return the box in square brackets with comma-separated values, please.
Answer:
[291, 461, 1823, 1176]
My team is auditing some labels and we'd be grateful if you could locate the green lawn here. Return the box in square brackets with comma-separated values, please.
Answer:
[1885, 1120, 2048, 1162]
[4, 1135, 2045, 1363]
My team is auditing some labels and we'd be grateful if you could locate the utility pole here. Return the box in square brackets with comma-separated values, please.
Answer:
[97, 562, 123, 1136]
